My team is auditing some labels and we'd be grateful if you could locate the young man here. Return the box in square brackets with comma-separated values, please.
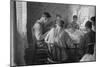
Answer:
[31, 12, 51, 64]
[32, 12, 51, 41]
[68, 15, 79, 31]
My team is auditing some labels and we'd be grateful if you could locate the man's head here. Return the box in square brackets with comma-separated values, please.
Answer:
[73, 15, 78, 22]
[40, 12, 51, 23]
[43, 12, 51, 18]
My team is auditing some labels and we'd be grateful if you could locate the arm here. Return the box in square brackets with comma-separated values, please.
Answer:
[33, 22, 42, 40]
[63, 31, 75, 48]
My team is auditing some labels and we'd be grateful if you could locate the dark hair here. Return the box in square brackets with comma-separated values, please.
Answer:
[43, 12, 51, 18]
[73, 15, 78, 19]
[91, 16, 96, 22]
[90, 16, 96, 26]
[85, 21, 92, 29]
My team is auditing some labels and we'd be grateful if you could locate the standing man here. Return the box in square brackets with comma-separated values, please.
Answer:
[32, 12, 51, 41]
[30, 12, 51, 64]
[68, 15, 79, 31]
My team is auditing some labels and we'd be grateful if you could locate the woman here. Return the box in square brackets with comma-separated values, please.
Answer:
[80, 21, 96, 62]
[45, 20, 74, 63]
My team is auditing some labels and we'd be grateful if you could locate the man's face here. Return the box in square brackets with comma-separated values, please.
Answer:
[40, 16, 47, 23]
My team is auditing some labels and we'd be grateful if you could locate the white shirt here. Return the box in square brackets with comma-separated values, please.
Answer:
[33, 20, 42, 40]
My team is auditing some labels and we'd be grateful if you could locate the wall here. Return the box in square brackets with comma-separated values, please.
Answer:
[27, 2, 96, 34]
[27, 2, 75, 44]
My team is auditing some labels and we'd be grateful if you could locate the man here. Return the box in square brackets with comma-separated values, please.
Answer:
[68, 15, 79, 31]
[24, 12, 51, 64]
[31, 12, 51, 64]
[32, 12, 51, 41]
[32, 12, 51, 53]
